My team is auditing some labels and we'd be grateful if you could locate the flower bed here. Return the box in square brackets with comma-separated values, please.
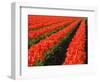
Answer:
[28, 18, 81, 66]
[63, 19, 87, 64]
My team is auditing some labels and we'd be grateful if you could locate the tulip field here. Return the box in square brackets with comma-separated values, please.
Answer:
[28, 15, 88, 66]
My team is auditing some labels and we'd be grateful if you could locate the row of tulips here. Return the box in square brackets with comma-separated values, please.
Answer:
[28, 19, 66, 30]
[28, 19, 81, 66]
[28, 18, 78, 39]
[29, 20, 63, 30]
[28, 16, 79, 30]
[28, 15, 67, 24]
[28, 16, 64, 30]
[63, 19, 86, 64]
[28, 18, 80, 47]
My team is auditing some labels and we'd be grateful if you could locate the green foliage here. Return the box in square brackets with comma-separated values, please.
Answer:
[34, 60, 44, 66]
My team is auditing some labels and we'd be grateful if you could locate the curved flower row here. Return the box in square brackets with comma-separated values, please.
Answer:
[28, 19, 81, 66]
[63, 19, 86, 64]
[28, 18, 78, 39]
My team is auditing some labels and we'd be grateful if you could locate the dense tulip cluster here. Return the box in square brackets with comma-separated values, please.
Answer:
[28, 16, 76, 30]
[28, 18, 78, 39]
[28, 15, 87, 66]
[63, 19, 86, 64]
[28, 19, 81, 66]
